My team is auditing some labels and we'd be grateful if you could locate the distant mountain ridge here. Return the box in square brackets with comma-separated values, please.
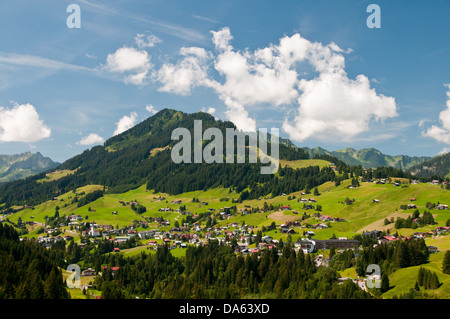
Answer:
[0, 151, 60, 183]
[302, 146, 431, 170]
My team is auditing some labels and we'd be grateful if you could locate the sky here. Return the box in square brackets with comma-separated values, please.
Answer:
[0, 0, 449, 163]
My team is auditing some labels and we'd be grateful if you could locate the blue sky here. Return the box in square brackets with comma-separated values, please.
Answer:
[0, 0, 449, 162]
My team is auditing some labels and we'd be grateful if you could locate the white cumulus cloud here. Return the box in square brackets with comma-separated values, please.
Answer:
[113, 112, 138, 136]
[211, 27, 233, 51]
[135, 32, 162, 49]
[145, 104, 158, 114]
[0, 103, 51, 142]
[108, 28, 398, 139]
[77, 133, 104, 146]
[283, 72, 397, 142]
[156, 28, 397, 137]
[104, 46, 152, 85]
[423, 84, 450, 145]
[105, 46, 151, 73]
[157, 47, 214, 95]
[124, 70, 149, 85]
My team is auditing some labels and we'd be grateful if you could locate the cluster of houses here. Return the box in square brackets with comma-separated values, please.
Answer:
[78, 266, 120, 278]
[311, 213, 345, 229]
[134, 222, 264, 252]
[36, 234, 73, 248]
[293, 238, 316, 254]
[296, 198, 318, 204]
[363, 226, 449, 254]
[117, 216, 449, 257]
[17, 181, 450, 265]
[278, 212, 346, 235]
[280, 221, 301, 234]
[234, 237, 278, 255]
[430, 180, 449, 186]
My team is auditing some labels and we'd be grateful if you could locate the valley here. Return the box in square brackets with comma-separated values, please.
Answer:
[3, 161, 450, 299]
[0, 109, 449, 300]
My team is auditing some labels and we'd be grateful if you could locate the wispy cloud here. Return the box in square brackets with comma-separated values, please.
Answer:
[351, 121, 414, 143]
[85, 53, 98, 60]
[192, 15, 219, 24]
[0, 52, 91, 71]
[78, 0, 206, 43]
[0, 52, 98, 91]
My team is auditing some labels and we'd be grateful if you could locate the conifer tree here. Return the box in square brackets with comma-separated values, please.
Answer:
[380, 272, 390, 293]
[394, 241, 410, 268]
[417, 267, 425, 286]
[443, 250, 450, 275]
[431, 272, 440, 289]
[29, 273, 45, 299]
[44, 267, 70, 299]
[329, 246, 336, 259]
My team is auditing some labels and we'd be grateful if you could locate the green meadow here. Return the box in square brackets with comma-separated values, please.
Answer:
[8, 177, 450, 245]
[6, 169, 450, 299]
[279, 158, 331, 169]
[37, 169, 78, 183]
[381, 251, 450, 299]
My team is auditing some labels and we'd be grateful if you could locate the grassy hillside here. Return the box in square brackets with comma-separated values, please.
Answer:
[4, 162, 450, 299]
[382, 251, 450, 298]
[37, 169, 78, 183]
[8, 176, 450, 243]
[279, 159, 331, 169]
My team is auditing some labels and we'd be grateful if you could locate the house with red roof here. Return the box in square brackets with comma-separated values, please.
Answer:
[378, 235, 398, 245]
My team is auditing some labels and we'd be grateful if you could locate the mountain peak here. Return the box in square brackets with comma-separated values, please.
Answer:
[0, 151, 59, 183]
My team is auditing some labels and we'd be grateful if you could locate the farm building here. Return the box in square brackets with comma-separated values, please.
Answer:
[312, 239, 359, 250]
[81, 268, 96, 276]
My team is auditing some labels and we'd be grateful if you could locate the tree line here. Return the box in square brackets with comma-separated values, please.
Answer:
[356, 239, 429, 280]
[0, 223, 69, 299]
[95, 241, 372, 299]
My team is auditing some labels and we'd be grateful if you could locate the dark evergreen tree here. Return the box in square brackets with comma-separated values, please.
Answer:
[443, 250, 450, 275]
[380, 272, 390, 293]
[313, 187, 320, 196]
[0, 223, 69, 299]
